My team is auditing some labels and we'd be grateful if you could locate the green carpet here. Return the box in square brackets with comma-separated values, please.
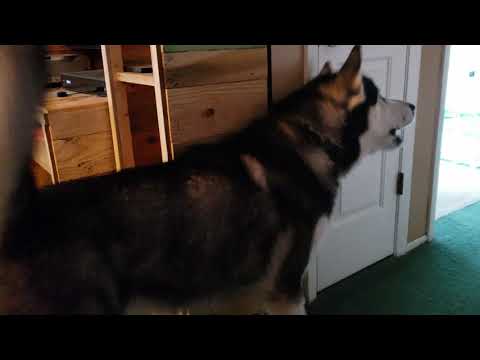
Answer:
[307, 201, 480, 315]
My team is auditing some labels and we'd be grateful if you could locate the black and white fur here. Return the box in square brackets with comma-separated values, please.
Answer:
[0, 46, 415, 315]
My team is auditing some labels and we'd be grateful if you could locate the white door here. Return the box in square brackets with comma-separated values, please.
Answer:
[310, 45, 409, 293]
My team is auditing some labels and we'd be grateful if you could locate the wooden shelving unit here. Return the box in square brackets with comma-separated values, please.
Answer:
[33, 45, 269, 187]
[102, 45, 269, 173]
[101, 45, 173, 172]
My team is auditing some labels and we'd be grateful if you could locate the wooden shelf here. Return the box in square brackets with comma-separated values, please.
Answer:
[116, 72, 154, 87]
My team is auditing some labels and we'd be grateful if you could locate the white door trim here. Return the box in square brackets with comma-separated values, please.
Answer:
[394, 45, 423, 256]
[304, 44, 320, 83]
[427, 46, 451, 241]
[405, 235, 429, 254]
[303, 45, 422, 300]
[304, 45, 319, 302]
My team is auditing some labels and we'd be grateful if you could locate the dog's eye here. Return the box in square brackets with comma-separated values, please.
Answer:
[389, 129, 397, 136]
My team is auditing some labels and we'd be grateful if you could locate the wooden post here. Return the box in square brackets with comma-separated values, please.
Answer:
[150, 45, 174, 162]
[101, 45, 135, 170]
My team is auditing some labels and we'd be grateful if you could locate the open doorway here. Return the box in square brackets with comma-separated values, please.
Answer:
[434, 45, 480, 222]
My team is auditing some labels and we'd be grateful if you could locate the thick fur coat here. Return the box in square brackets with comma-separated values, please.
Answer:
[0, 46, 415, 314]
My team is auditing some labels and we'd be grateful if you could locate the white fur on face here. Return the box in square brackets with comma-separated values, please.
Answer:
[359, 96, 415, 157]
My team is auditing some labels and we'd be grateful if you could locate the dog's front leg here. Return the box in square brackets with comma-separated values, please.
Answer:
[264, 224, 314, 316]
[266, 296, 307, 315]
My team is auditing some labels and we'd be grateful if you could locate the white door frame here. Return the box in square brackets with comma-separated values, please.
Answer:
[426, 46, 451, 240]
[303, 45, 422, 302]
[394, 45, 423, 255]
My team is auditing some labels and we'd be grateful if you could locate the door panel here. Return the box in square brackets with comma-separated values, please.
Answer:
[313, 45, 408, 292]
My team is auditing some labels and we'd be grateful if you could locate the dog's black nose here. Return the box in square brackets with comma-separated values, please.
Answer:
[408, 103, 416, 113]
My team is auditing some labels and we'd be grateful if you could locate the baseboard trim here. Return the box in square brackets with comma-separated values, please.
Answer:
[405, 235, 429, 254]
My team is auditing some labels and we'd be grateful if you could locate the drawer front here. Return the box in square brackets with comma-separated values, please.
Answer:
[52, 132, 116, 182]
[47, 104, 110, 140]
[169, 79, 268, 148]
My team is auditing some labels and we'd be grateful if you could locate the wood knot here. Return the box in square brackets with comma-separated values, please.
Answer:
[204, 108, 215, 117]
[147, 136, 158, 144]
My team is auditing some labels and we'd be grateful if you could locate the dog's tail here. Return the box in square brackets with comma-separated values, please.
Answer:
[0, 46, 46, 249]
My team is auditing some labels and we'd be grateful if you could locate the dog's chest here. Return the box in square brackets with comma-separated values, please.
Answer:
[312, 215, 330, 251]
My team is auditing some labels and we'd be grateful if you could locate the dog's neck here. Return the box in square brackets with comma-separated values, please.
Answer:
[276, 115, 359, 187]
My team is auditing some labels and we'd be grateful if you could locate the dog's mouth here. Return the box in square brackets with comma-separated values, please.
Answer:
[389, 129, 403, 147]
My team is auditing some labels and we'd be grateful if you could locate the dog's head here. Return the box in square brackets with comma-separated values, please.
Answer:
[312, 45, 415, 157]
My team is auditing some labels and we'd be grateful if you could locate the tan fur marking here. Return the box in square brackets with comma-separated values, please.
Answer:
[352, 74, 362, 90]
[318, 80, 348, 106]
[347, 74, 365, 110]
[318, 101, 346, 131]
[303, 150, 334, 179]
[266, 296, 306, 315]
[317, 81, 350, 134]
[262, 228, 294, 289]
[319, 73, 365, 112]
[278, 121, 300, 144]
[240, 154, 268, 191]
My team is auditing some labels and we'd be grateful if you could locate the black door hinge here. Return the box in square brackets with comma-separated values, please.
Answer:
[396, 172, 404, 195]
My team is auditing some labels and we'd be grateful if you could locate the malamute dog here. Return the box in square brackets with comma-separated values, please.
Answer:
[0, 45, 415, 314]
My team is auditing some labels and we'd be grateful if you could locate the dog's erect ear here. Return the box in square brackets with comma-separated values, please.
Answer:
[319, 61, 333, 76]
[316, 45, 365, 128]
[338, 45, 362, 84]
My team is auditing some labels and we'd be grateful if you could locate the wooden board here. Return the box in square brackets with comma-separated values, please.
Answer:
[116, 72, 153, 86]
[116, 48, 268, 89]
[52, 132, 116, 182]
[120, 45, 265, 63]
[47, 104, 110, 140]
[125, 84, 159, 132]
[164, 48, 268, 89]
[42, 89, 107, 114]
[32, 121, 54, 179]
[124, 84, 162, 166]
[168, 79, 268, 147]
[151, 45, 174, 162]
[131, 130, 164, 167]
[31, 161, 54, 188]
[164, 45, 265, 53]
[121, 45, 151, 67]
[46, 45, 75, 55]
[102, 45, 135, 170]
